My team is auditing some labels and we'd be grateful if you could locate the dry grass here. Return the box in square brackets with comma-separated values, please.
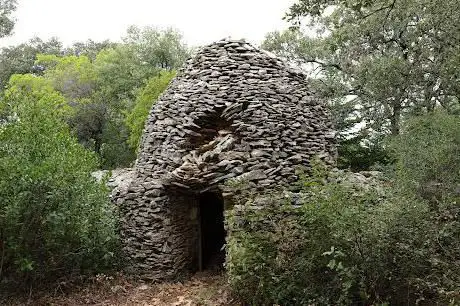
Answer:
[0, 271, 241, 306]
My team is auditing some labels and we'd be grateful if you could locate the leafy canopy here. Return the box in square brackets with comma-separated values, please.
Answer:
[36, 54, 97, 99]
[265, 0, 460, 137]
[2, 74, 70, 119]
[0, 0, 16, 38]
[1, 26, 188, 169]
[0, 37, 62, 89]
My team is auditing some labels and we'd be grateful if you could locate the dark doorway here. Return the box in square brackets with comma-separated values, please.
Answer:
[199, 192, 226, 271]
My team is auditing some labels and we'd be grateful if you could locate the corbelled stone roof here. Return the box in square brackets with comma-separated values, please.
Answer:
[113, 39, 336, 280]
[136, 39, 336, 189]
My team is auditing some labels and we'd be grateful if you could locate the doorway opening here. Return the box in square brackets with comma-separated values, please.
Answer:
[198, 191, 226, 271]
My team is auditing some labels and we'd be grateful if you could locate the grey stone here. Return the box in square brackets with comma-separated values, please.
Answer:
[112, 38, 337, 281]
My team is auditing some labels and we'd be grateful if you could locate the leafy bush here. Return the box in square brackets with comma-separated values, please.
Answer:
[125, 70, 175, 150]
[0, 89, 119, 284]
[337, 135, 391, 171]
[226, 159, 459, 305]
[390, 112, 460, 202]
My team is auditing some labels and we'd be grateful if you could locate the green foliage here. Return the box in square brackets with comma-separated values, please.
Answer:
[95, 27, 187, 106]
[123, 26, 189, 70]
[390, 112, 460, 201]
[99, 118, 136, 169]
[36, 54, 97, 99]
[0, 0, 16, 38]
[338, 135, 391, 171]
[1, 26, 188, 169]
[0, 37, 62, 89]
[264, 0, 460, 140]
[90, 27, 187, 166]
[64, 39, 117, 60]
[32, 53, 134, 167]
[264, 0, 460, 170]
[2, 74, 70, 119]
[227, 173, 382, 305]
[125, 70, 175, 150]
[0, 90, 118, 283]
[94, 46, 141, 104]
[227, 156, 459, 305]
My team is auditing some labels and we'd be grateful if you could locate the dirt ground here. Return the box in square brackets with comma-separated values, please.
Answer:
[1, 272, 241, 306]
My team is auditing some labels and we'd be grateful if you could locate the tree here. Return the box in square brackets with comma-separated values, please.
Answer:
[31, 53, 134, 168]
[93, 45, 141, 106]
[0, 77, 118, 282]
[1, 26, 189, 169]
[0, 37, 63, 89]
[123, 26, 189, 71]
[94, 26, 188, 107]
[64, 39, 117, 60]
[0, 0, 16, 38]
[125, 70, 175, 150]
[1, 74, 70, 120]
[91, 27, 188, 167]
[264, 0, 460, 137]
[36, 54, 97, 99]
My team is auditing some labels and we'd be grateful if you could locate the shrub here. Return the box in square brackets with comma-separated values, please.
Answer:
[0, 94, 119, 284]
[390, 112, 460, 203]
[389, 112, 460, 303]
[337, 135, 391, 171]
[226, 164, 459, 305]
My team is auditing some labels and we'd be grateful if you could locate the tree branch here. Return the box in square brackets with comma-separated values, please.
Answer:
[302, 58, 343, 71]
[361, 0, 397, 20]
[382, 0, 397, 31]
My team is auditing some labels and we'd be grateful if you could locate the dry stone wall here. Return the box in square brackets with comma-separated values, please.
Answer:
[112, 39, 336, 280]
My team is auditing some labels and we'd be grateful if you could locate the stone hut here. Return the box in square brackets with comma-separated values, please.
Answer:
[112, 39, 336, 281]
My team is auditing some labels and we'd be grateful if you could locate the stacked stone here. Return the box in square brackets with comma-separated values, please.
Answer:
[112, 39, 336, 280]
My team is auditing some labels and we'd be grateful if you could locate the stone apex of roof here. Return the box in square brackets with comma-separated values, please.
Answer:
[186, 37, 308, 77]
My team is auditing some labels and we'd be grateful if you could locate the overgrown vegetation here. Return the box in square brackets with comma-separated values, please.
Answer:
[0, 26, 188, 169]
[263, 0, 460, 170]
[391, 112, 460, 202]
[0, 0, 459, 304]
[226, 112, 460, 305]
[0, 86, 119, 284]
[0, 13, 188, 290]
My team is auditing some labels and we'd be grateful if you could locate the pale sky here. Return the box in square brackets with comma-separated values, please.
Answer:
[1, 0, 295, 48]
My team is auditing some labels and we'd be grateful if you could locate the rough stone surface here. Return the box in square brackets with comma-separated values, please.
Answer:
[113, 39, 336, 280]
[92, 168, 136, 192]
[329, 169, 384, 193]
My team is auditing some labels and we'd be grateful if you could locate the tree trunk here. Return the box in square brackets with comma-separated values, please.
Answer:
[391, 102, 402, 135]
[94, 136, 102, 156]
